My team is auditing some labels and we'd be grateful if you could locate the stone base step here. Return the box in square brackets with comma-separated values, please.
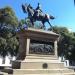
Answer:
[1, 69, 75, 75]
[24, 58, 60, 63]
[12, 73, 75, 75]
[25, 55, 58, 60]
[12, 59, 64, 69]
[12, 69, 75, 74]
[0, 72, 8, 75]
[11, 74, 64, 75]
[21, 62, 64, 69]
[64, 73, 75, 75]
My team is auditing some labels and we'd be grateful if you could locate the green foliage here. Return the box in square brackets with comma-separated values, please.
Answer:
[0, 26, 19, 57]
[19, 18, 43, 29]
[0, 6, 19, 58]
[0, 6, 18, 27]
[0, 37, 7, 57]
[6, 36, 19, 56]
[50, 26, 75, 60]
[49, 26, 69, 34]
[24, 18, 32, 27]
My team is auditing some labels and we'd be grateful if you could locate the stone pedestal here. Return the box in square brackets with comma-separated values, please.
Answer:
[16, 28, 59, 60]
[11, 28, 75, 75]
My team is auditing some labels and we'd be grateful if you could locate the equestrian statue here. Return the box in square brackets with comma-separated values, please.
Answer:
[22, 3, 55, 30]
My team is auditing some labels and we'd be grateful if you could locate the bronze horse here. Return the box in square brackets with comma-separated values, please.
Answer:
[22, 3, 55, 30]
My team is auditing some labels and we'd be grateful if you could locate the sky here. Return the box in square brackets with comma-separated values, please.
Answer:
[0, 0, 75, 32]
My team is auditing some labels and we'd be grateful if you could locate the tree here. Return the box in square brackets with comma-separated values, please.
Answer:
[18, 18, 43, 30]
[0, 37, 7, 64]
[49, 26, 75, 61]
[0, 6, 19, 63]
[0, 25, 19, 63]
[0, 6, 18, 28]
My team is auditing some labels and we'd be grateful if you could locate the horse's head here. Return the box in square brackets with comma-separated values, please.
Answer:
[22, 4, 28, 13]
[22, 3, 34, 17]
[27, 4, 34, 16]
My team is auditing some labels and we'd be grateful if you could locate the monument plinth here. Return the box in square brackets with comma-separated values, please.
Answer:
[12, 28, 61, 69]
[16, 28, 59, 60]
[7, 28, 74, 75]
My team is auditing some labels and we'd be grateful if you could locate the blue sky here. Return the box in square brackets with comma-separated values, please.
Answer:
[0, 0, 75, 32]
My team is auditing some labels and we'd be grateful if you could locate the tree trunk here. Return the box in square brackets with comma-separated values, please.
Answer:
[2, 57, 5, 64]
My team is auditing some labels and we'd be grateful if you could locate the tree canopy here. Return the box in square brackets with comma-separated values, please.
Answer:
[0, 6, 19, 63]
[0, 6, 18, 27]
[49, 26, 75, 61]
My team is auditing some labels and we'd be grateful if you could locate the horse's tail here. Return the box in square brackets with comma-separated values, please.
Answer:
[45, 14, 55, 20]
[50, 15, 55, 19]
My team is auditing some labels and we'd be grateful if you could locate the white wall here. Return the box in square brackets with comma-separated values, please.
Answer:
[0, 56, 16, 67]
